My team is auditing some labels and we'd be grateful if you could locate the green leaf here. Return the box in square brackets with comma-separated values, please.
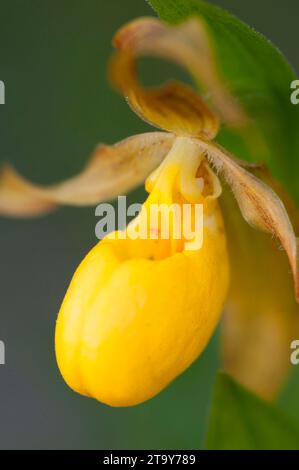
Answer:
[205, 373, 299, 450]
[148, 0, 299, 203]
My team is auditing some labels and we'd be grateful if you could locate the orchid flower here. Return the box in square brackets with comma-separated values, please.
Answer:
[0, 17, 298, 406]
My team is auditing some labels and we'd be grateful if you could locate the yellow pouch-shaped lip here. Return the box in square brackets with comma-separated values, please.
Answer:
[55, 216, 229, 407]
[55, 137, 229, 407]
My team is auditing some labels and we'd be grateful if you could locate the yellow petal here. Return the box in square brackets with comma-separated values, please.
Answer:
[111, 17, 246, 130]
[221, 177, 299, 400]
[0, 132, 174, 217]
[55, 137, 230, 406]
[193, 139, 299, 302]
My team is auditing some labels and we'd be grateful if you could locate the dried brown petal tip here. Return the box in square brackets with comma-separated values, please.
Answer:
[0, 133, 174, 217]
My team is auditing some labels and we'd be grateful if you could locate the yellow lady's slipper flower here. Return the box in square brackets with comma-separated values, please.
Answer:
[0, 17, 298, 405]
[56, 136, 229, 406]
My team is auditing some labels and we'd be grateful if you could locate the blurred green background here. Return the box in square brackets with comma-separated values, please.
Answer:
[0, 0, 299, 449]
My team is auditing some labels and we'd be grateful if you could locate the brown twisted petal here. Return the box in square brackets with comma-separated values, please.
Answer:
[193, 139, 299, 303]
[111, 17, 246, 130]
[110, 51, 219, 140]
[221, 180, 299, 400]
[0, 132, 174, 218]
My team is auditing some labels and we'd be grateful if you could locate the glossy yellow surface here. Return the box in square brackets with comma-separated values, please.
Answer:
[55, 138, 229, 406]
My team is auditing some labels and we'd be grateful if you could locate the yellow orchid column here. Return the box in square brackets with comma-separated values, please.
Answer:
[55, 136, 229, 407]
